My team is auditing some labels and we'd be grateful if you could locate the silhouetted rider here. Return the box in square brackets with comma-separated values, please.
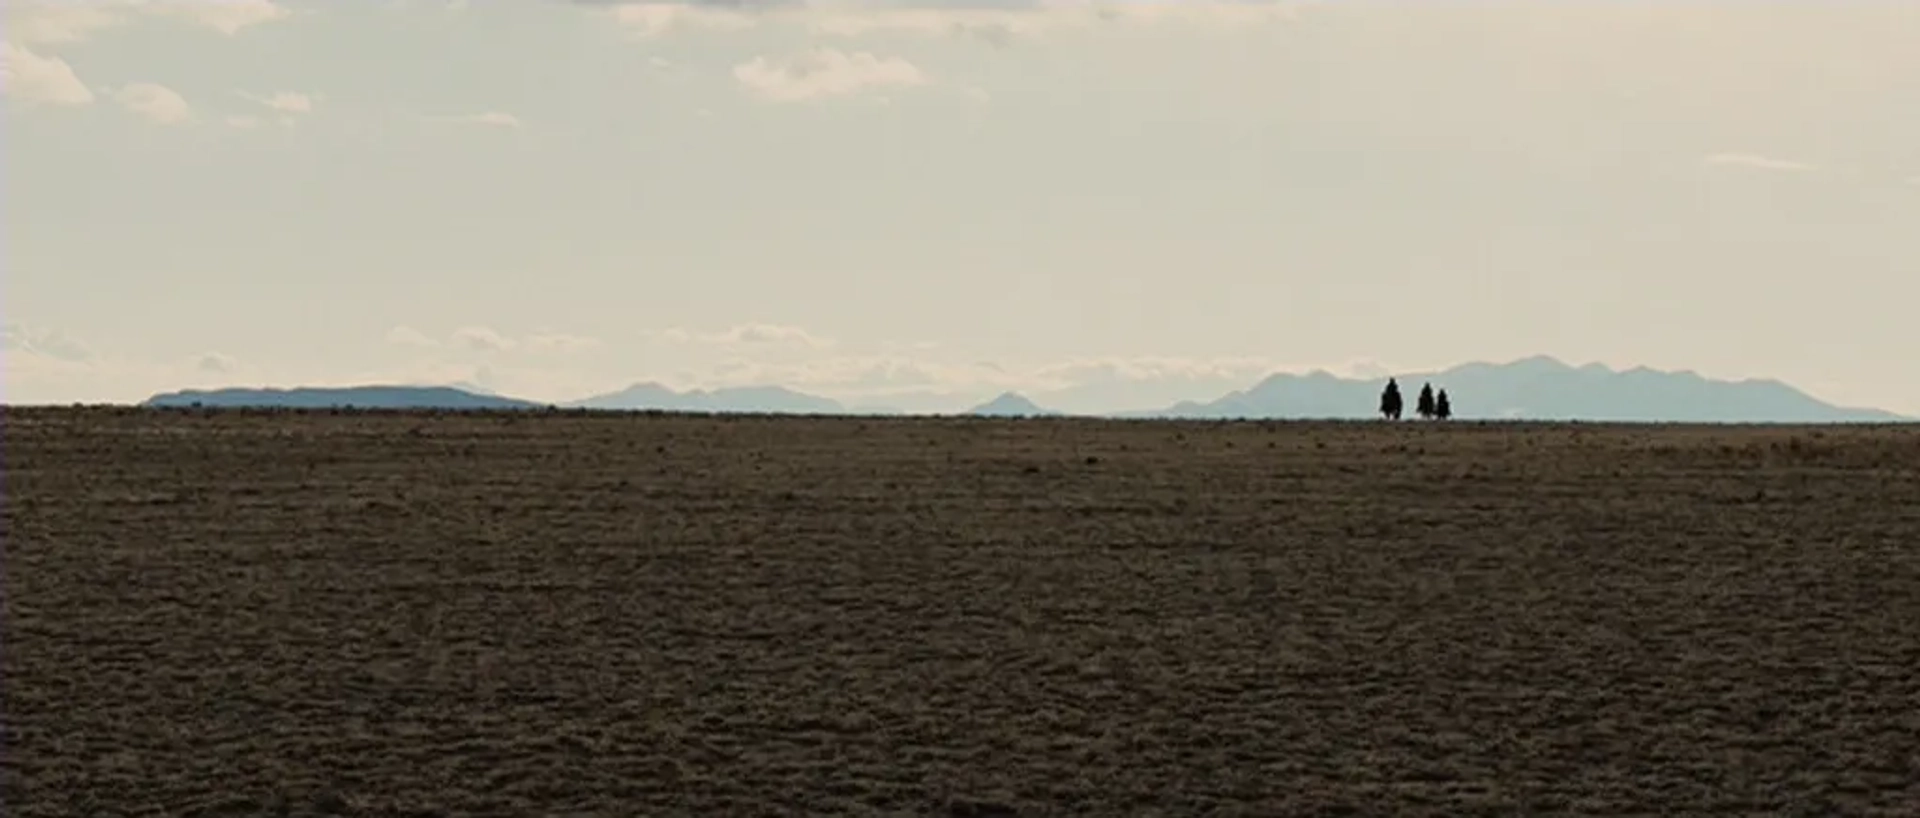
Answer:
[1379, 378, 1403, 420]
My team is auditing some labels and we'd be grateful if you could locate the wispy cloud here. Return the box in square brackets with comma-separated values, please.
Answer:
[600, 1, 759, 37]
[1, 323, 94, 362]
[733, 48, 927, 102]
[115, 82, 194, 125]
[426, 111, 524, 127]
[0, 324, 259, 405]
[196, 352, 237, 373]
[240, 90, 316, 114]
[651, 323, 835, 349]
[5, 2, 288, 113]
[147, 0, 292, 36]
[0, 42, 94, 106]
[2, 2, 124, 45]
[1703, 152, 1816, 173]
[385, 325, 601, 354]
[525, 333, 602, 353]
[385, 326, 441, 348]
[583, 0, 1301, 43]
[451, 326, 517, 352]
[4, 0, 291, 45]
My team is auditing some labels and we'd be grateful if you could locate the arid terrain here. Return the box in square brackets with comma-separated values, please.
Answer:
[5, 407, 1919, 816]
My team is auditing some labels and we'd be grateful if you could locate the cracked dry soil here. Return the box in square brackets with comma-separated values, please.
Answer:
[5, 408, 1919, 815]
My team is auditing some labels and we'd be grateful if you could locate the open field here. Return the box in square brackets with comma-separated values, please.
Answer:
[5, 407, 1920, 815]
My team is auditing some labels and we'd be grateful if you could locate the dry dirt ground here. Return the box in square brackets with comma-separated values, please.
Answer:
[5, 408, 1919, 816]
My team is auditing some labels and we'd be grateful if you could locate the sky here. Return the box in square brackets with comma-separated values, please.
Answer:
[5, 0, 1919, 414]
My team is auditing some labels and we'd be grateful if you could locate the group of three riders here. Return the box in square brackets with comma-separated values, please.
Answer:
[1378, 378, 1451, 420]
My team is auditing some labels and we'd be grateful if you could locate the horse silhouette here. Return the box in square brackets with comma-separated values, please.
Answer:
[1379, 378, 1403, 420]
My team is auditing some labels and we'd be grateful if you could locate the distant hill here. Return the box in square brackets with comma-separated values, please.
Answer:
[143, 385, 540, 410]
[1132, 356, 1908, 423]
[568, 382, 846, 414]
[133, 356, 1911, 421]
[966, 392, 1060, 417]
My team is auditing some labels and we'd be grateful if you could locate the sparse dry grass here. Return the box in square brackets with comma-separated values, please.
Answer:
[5, 407, 1919, 816]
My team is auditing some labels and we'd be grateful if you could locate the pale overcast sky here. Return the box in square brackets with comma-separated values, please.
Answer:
[5, 0, 1918, 413]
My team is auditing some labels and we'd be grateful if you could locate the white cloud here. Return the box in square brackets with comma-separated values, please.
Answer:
[384, 325, 441, 348]
[719, 323, 834, 347]
[525, 333, 602, 353]
[592, 1, 1300, 42]
[0, 326, 258, 405]
[386, 325, 601, 355]
[116, 82, 194, 125]
[1032, 355, 1287, 387]
[1703, 152, 1816, 173]
[3, 0, 291, 45]
[451, 326, 517, 352]
[225, 114, 263, 128]
[733, 48, 927, 102]
[1098, 2, 1300, 27]
[651, 323, 835, 349]
[810, 10, 1023, 42]
[240, 90, 316, 114]
[1, 323, 94, 362]
[0, 42, 94, 106]
[196, 352, 237, 373]
[3, 3, 124, 46]
[384, 0, 474, 11]
[143, 0, 293, 36]
[603, 1, 759, 36]
[430, 111, 524, 127]
[696, 354, 1020, 395]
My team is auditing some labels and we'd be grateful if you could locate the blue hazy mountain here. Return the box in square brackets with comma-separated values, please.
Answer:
[966, 392, 1061, 417]
[143, 385, 540, 410]
[567, 382, 845, 414]
[135, 356, 1909, 421]
[1129, 356, 1907, 422]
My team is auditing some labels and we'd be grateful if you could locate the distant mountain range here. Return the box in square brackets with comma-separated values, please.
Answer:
[137, 356, 1911, 422]
[1128, 355, 1908, 423]
[145, 386, 539, 410]
[567, 382, 843, 414]
[967, 392, 1062, 417]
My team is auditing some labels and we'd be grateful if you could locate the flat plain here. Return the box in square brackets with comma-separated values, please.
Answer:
[5, 407, 1919, 816]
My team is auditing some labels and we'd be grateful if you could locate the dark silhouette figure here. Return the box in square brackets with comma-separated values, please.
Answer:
[1379, 378, 1403, 420]
[1435, 389, 1452, 420]
[1416, 382, 1436, 419]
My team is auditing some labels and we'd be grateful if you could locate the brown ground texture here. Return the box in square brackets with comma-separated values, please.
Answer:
[4, 407, 1919, 816]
